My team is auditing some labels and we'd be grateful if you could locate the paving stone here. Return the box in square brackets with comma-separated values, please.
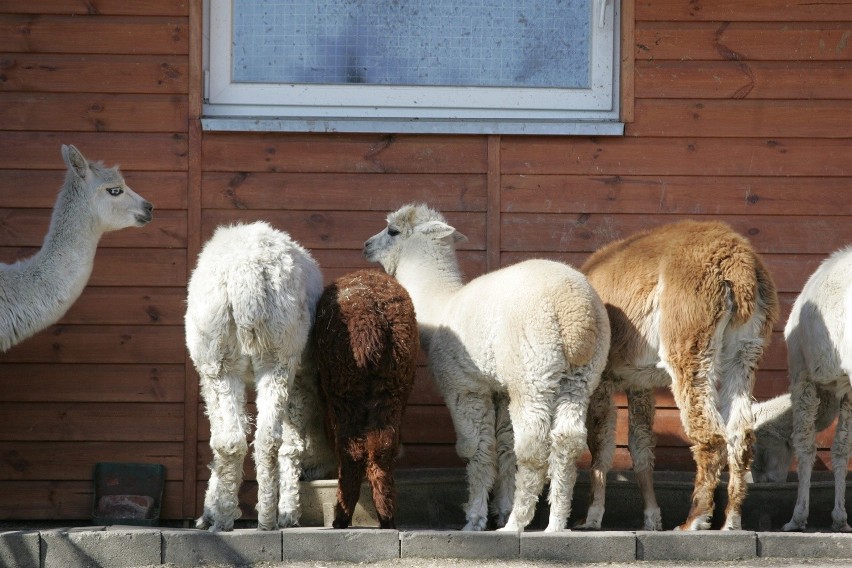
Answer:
[758, 532, 852, 558]
[162, 528, 281, 566]
[42, 527, 161, 568]
[521, 531, 636, 562]
[281, 527, 399, 562]
[636, 531, 757, 561]
[0, 530, 40, 568]
[400, 530, 519, 559]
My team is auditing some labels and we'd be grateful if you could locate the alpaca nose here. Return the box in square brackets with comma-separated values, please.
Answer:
[144, 201, 154, 214]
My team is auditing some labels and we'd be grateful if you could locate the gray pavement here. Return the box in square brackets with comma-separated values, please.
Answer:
[4, 526, 852, 568]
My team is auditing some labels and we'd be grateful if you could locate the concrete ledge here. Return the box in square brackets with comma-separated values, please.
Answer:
[758, 532, 852, 559]
[637, 531, 757, 561]
[400, 530, 518, 559]
[521, 531, 636, 563]
[41, 527, 161, 568]
[281, 527, 399, 562]
[4, 526, 852, 566]
[0, 530, 40, 568]
[162, 528, 281, 566]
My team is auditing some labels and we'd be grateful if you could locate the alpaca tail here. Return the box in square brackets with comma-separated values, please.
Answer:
[719, 243, 778, 335]
[228, 267, 277, 357]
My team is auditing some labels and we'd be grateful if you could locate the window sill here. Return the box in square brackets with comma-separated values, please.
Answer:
[201, 116, 625, 136]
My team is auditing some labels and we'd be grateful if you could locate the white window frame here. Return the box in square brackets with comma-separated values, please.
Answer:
[202, 0, 623, 135]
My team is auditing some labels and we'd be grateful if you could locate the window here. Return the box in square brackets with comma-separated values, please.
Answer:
[203, 0, 622, 135]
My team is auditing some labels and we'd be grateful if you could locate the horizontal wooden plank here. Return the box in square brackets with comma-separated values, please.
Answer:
[635, 61, 852, 100]
[0, 132, 188, 171]
[635, 22, 852, 61]
[0, 1, 188, 16]
[0, 402, 184, 441]
[635, 0, 852, 22]
[502, 175, 852, 216]
[0, 247, 188, 286]
[0, 442, 182, 480]
[500, 213, 852, 255]
[500, 137, 852, 176]
[629, 100, 852, 138]
[0, 93, 188, 132]
[55, 286, 186, 325]
[200, 210, 487, 251]
[0, 480, 183, 519]
[0, 14, 188, 54]
[0, 324, 185, 364]
[202, 133, 488, 174]
[0, 208, 185, 247]
[0, 54, 188, 94]
[0, 363, 184, 402]
[201, 172, 487, 212]
[0, 170, 187, 210]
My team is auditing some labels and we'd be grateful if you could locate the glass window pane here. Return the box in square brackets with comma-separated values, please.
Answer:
[232, 0, 591, 88]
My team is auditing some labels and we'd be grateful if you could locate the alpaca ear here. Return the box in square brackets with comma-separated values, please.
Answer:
[62, 144, 89, 179]
[419, 220, 466, 243]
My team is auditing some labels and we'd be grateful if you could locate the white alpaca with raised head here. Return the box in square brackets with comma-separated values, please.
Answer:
[186, 221, 333, 532]
[0, 144, 153, 352]
[364, 203, 610, 533]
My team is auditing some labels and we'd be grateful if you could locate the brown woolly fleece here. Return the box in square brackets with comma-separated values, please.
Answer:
[580, 219, 778, 531]
[311, 269, 419, 529]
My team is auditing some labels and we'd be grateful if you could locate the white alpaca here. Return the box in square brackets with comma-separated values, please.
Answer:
[186, 221, 333, 532]
[781, 246, 852, 532]
[751, 390, 838, 483]
[0, 144, 153, 352]
[364, 203, 610, 533]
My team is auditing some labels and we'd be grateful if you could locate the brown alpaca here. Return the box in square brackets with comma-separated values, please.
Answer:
[312, 269, 418, 529]
[577, 220, 778, 531]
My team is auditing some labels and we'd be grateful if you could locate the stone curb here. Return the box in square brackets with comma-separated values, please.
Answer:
[3, 527, 852, 567]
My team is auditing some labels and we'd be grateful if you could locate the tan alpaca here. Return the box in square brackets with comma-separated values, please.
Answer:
[578, 220, 778, 531]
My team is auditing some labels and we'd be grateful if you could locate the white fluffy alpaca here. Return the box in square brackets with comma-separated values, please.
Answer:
[364, 203, 610, 533]
[781, 246, 852, 532]
[751, 390, 838, 483]
[0, 144, 153, 352]
[186, 221, 332, 532]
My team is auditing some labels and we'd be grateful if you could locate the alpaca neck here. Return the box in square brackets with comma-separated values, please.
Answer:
[20, 185, 101, 317]
[393, 242, 464, 327]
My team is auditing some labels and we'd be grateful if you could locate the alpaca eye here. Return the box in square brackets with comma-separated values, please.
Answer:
[106, 187, 123, 196]
[387, 228, 400, 237]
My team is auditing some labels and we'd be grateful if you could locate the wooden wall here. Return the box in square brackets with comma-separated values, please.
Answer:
[0, 0, 850, 521]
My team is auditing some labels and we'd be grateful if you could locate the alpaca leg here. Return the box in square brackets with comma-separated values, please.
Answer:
[544, 381, 592, 533]
[575, 379, 615, 530]
[444, 386, 497, 531]
[499, 390, 551, 533]
[333, 444, 366, 529]
[717, 342, 764, 530]
[669, 355, 728, 531]
[627, 388, 662, 531]
[197, 373, 249, 532]
[365, 427, 400, 529]
[254, 358, 304, 529]
[830, 393, 852, 532]
[783, 378, 820, 531]
[490, 392, 515, 529]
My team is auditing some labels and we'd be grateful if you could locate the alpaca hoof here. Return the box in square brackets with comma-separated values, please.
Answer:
[462, 518, 487, 531]
[782, 520, 806, 532]
[644, 509, 663, 531]
[195, 515, 212, 530]
[676, 516, 711, 531]
[574, 518, 602, 530]
[379, 518, 397, 530]
[833, 522, 852, 533]
[332, 517, 351, 529]
[544, 522, 567, 533]
[276, 511, 300, 529]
